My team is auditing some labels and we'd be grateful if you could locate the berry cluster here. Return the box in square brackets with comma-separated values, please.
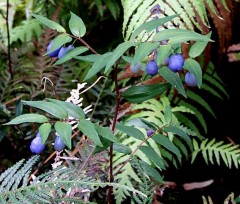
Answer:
[47, 40, 74, 59]
[30, 132, 65, 154]
[130, 52, 197, 87]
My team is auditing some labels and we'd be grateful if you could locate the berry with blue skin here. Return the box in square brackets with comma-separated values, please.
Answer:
[47, 40, 61, 58]
[130, 62, 141, 73]
[147, 129, 154, 137]
[168, 54, 184, 72]
[146, 60, 159, 76]
[58, 44, 74, 59]
[30, 133, 45, 154]
[54, 136, 65, 152]
[185, 72, 197, 87]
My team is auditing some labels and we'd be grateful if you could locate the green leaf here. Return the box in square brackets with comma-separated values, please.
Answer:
[105, 41, 136, 73]
[22, 101, 68, 119]
[151, 134, 181, 158]
[54, 46, 88, 65]
[138, 160, 163, 183]
[78, 119, 103, 147]
[153, 29, 213, 44]
[122, 83, 171, 103]
[183, 58, 202, 88]
[131, 42, 159, 66]
[163, 125, 191, 141]
[156, 45, 172, 66]
[94, 0, 104, 17]
[130, 14, 179, 40]
[113, 143, 132, 154]
[94, 124, 119, 143]
[75, 54, 100, 62]
[164, 104, 172, 124]
[47, 99, 85, 119]
[54, 122, 72, 149]
[39, 123, 51, 144]
[45, 34, 72, 55]
[116, 122, 145, 140]
[84, 52, 112, 80]
[189, 32, 211, 58]
[94, 137, 111, 154]
[69, 12, 86, 37]
[139, 146, 165, 170]
[4, 113, 48, 125]
[31, 13, 66, 33]
[159, 67, 186, 97]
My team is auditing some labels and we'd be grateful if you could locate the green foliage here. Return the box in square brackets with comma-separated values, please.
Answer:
[121, 0, 229, 41]
[0, 155, 145, 203]
[192, 138, 240, 168]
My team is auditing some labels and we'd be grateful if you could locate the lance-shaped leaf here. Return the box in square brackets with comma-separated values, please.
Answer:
[159, 66, 186, 98]
[39, 123, 51, 144]
[22, 101, 68, 119]
[4, 114, 48, 125]
[45, 34, 72, 55]
[189, 32, 211, 58]
[32, 13, 66, 33]
[105, 41, 137, 73]
[163, 125, 191, 141]
[69, 12, 86, 37]
[84, 52, 112, 80]
[113, 143, 132, 154]
[139, 146, 165, 170]
[130, 14, 179, 40]
[54, 47, 88, 65]
[116, 122, 145, 140]
[94, 124, 119, 143]
[54, 122, 72, 149]
[137, 160, 163, 183]
[156, 45, 172, 66]
[183, 58, 202, 88]
[122, 83, 171, 103]
[151, 134, 181, 158]
[78, 119, 103, 147]
[47, 98, 85, 119]
[131, 42, 159, 67]
[153, 29, 213, 44]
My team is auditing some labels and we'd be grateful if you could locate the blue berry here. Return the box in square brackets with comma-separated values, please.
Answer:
[54, 136, 65, 152]
[147, 129, 154, 137]
[146, 60, 159, 76]
[130, 63, 141, 73]
[58, 45, 74, 59]
[47, 40, 61, 58]
[185, 72, 197, 87]
[168, 54, 184, 72]
[30, 134, 45, 154]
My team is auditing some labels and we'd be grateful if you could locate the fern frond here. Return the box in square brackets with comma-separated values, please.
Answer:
[0, 155, 146, 203]
[191, 138, 240, 168]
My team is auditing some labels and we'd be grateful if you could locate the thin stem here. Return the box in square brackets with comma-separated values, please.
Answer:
[113, 125, 167, 177]
[107, 58, 122, 204]
[68, 34, 98, 55]
[6, 0, 13, 79]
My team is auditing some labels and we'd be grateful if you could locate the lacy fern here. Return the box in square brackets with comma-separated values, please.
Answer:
[0, 155, 146, 203]
[191, 138, 240, 168]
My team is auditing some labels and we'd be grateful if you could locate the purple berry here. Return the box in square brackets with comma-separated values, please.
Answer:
[54, 136, 65, 152]
[168, 54, 184, 72]
[147, 129, 154, 137]
[130, 63, 141, 73]
[47, 40, 61, 58]
[185, 72, 197, 87]
[146, 60, 159, 76]
[30, 135, 45, 154]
